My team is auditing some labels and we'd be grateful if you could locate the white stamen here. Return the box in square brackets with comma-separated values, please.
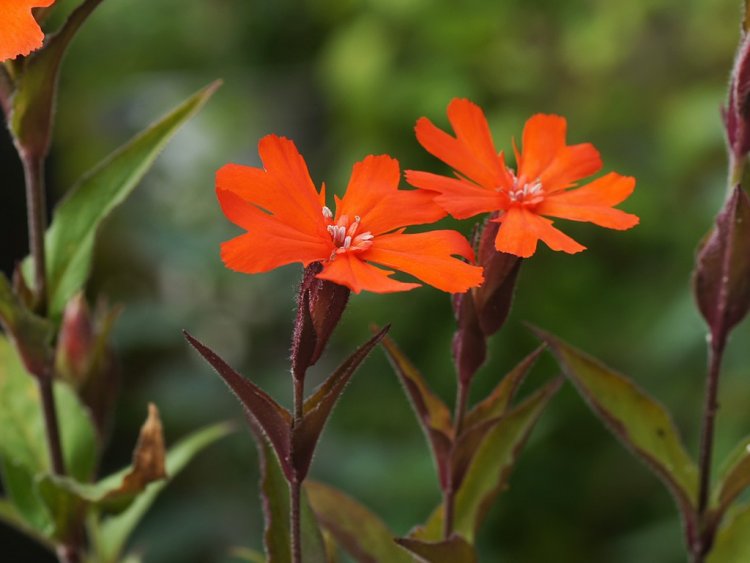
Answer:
[343, 236, 352, 250]
[358, 232, 374, 241]
[322, 206, 333, 219]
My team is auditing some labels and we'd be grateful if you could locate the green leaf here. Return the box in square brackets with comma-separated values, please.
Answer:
[379, 333, 453, 489]
[712, 437, 750, 522]
[0, 496, 54, 550]
[0, 273, 53, 377]
[10, 0, 105, 156]
[0, 335, 97, 481]
[708, 504, 750, 563]
[0, 457, 51, 537]
[294, 326, 389, 479]
[255, 433, 328, 563]
[90, 422, 232, 563]
[230, 547, 266, 562]
[395, 535, 477, 563]
[38, 81, 220, 318]
[305, 481, 412, 563]
[535, 329, 700, 540]
[419, 378, 562, 542]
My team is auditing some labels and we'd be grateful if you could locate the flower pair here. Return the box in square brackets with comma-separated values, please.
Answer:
[217, 99, 638, 294]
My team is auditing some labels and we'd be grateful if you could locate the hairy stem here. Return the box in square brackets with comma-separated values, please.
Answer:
[443, 380, 470, 539]
[291, 375, 304, 563]
[20, 152, 48, 314]
[694, 338, 726, 561]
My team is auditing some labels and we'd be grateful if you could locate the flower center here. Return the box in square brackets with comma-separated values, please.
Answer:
[504, 170, 544, 205]
[322, 206, 374, 260]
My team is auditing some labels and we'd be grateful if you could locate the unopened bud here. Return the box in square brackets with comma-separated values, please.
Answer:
[290, 263, 351, 380]
[55, 293, 95, 384]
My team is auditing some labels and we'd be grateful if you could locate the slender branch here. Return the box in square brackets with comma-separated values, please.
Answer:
[443, 380, 470, 540]
[693, 337, 727, 561]
[38, 372, 65, 475]
[20, 151, 48, 314]
[290, 375, 304, 563]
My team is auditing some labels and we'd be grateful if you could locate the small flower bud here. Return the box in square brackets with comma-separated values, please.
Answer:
[290, 263, 351, 380]
[55, 293, 94, 384]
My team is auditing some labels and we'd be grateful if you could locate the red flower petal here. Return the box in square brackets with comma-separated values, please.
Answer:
[364, 230, 484, 293]
[337, 155, 446, 234]
[405, 170, 505, 219]
[217, 189, 330, 273]
[518, 114, 568, 181]
[539, 143, 602, 193]
[316, 253, 420, 294]
[0, 1, 55, 61]
[495, 207, 586, 258]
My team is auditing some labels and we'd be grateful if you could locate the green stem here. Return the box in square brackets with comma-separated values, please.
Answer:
[443, 380, 470, 540]
[20, 152, 48, 314]
[291, 375, 304, 563]
[694, 338, 726, 562]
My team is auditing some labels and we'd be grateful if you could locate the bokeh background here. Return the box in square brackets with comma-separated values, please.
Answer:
[2, 0, 750, 561]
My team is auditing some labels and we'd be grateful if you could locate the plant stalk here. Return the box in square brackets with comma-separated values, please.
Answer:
[20, 151, 48, 314]
[290, 375, 304, 563]
[694, 337, 727, 561]
[443, 379, 470, 539]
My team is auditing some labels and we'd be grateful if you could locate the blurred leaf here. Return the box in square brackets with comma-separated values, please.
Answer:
[536, 329, 700, 539]
[379, 332, 453, 488]
[450, 416, 500, 492]
[0, 497, 54, 550]
[708, 504, 750, 563]
[305, 480, 412, 563]
[395, 535, 477, 563]
[37, 474, 85, 542]
[294, 326, 389, 479]
[463, 346, 544, 429]
[0, 273, 53, 377]
[91, 422, 232, 563]
[36, 81, 220, 319]
[0, 335, 97, 482]
[184, 331, 293, 479]
[255, 431, 327, 563]
[418, 378, 562, 542]
[694, 187, 750, 349]
[712, 437, 750, 522]
[0, 457, 51, 537]
[10, 0, 105, 156]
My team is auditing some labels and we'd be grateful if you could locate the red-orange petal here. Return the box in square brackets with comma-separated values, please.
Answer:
[364, 230, 484, 293]
[494, 207, 585, 258]
[446, 98, 509, 183]
[405, 170, 505, 219]
[415, 116, 499, 188]
[337, 155, 446, 234]
[537, 173, 639, 230]
[539, 143, 602, 193]
[518, 114, 568, 182]
[217, 189, 331, 273]
[316, 253, 420, 294]
[0, 1, 55, 61]
[255, 135, 328, 234]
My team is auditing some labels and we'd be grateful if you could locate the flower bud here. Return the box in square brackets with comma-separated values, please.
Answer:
[55, 293, 94, 384]
[290, 263, 351, 380]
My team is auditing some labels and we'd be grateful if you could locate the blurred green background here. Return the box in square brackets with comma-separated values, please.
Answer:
[2, 0, 750, 561]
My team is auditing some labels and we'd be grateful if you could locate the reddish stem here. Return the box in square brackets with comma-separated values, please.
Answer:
[443, 379, 470, 539]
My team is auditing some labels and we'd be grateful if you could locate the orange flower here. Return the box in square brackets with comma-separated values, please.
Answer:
[0, 1, 55, 61]
[406, 98, 639, 258]
[216, 135, 484, 294]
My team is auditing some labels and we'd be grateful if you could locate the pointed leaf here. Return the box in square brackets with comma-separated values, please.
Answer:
[0, 457, 52, 537]
[694, 187, 750, 348]
[463, 346, 544, 429]
[535, 328, 700, 540]
[0, 497, 54, 550]
[379, 332, 453, 487]
[253, 427, 327, 563]
[0, 274, 53, 377]
[184, 331, 293, 478]
[35, 81, 220, 318]
[91, 422, 232, 563]
[293, 326, 389, 479]
[420, 378, 562, 542]
[10, 0, 105, 155]
[395, 535, 476, 563]
[305, 481, 412, 563]
[450, 416, 501, 491]
[712, 437, 750, 521]
[0, 335, 97, 482]
[707, 503, 750, 563]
